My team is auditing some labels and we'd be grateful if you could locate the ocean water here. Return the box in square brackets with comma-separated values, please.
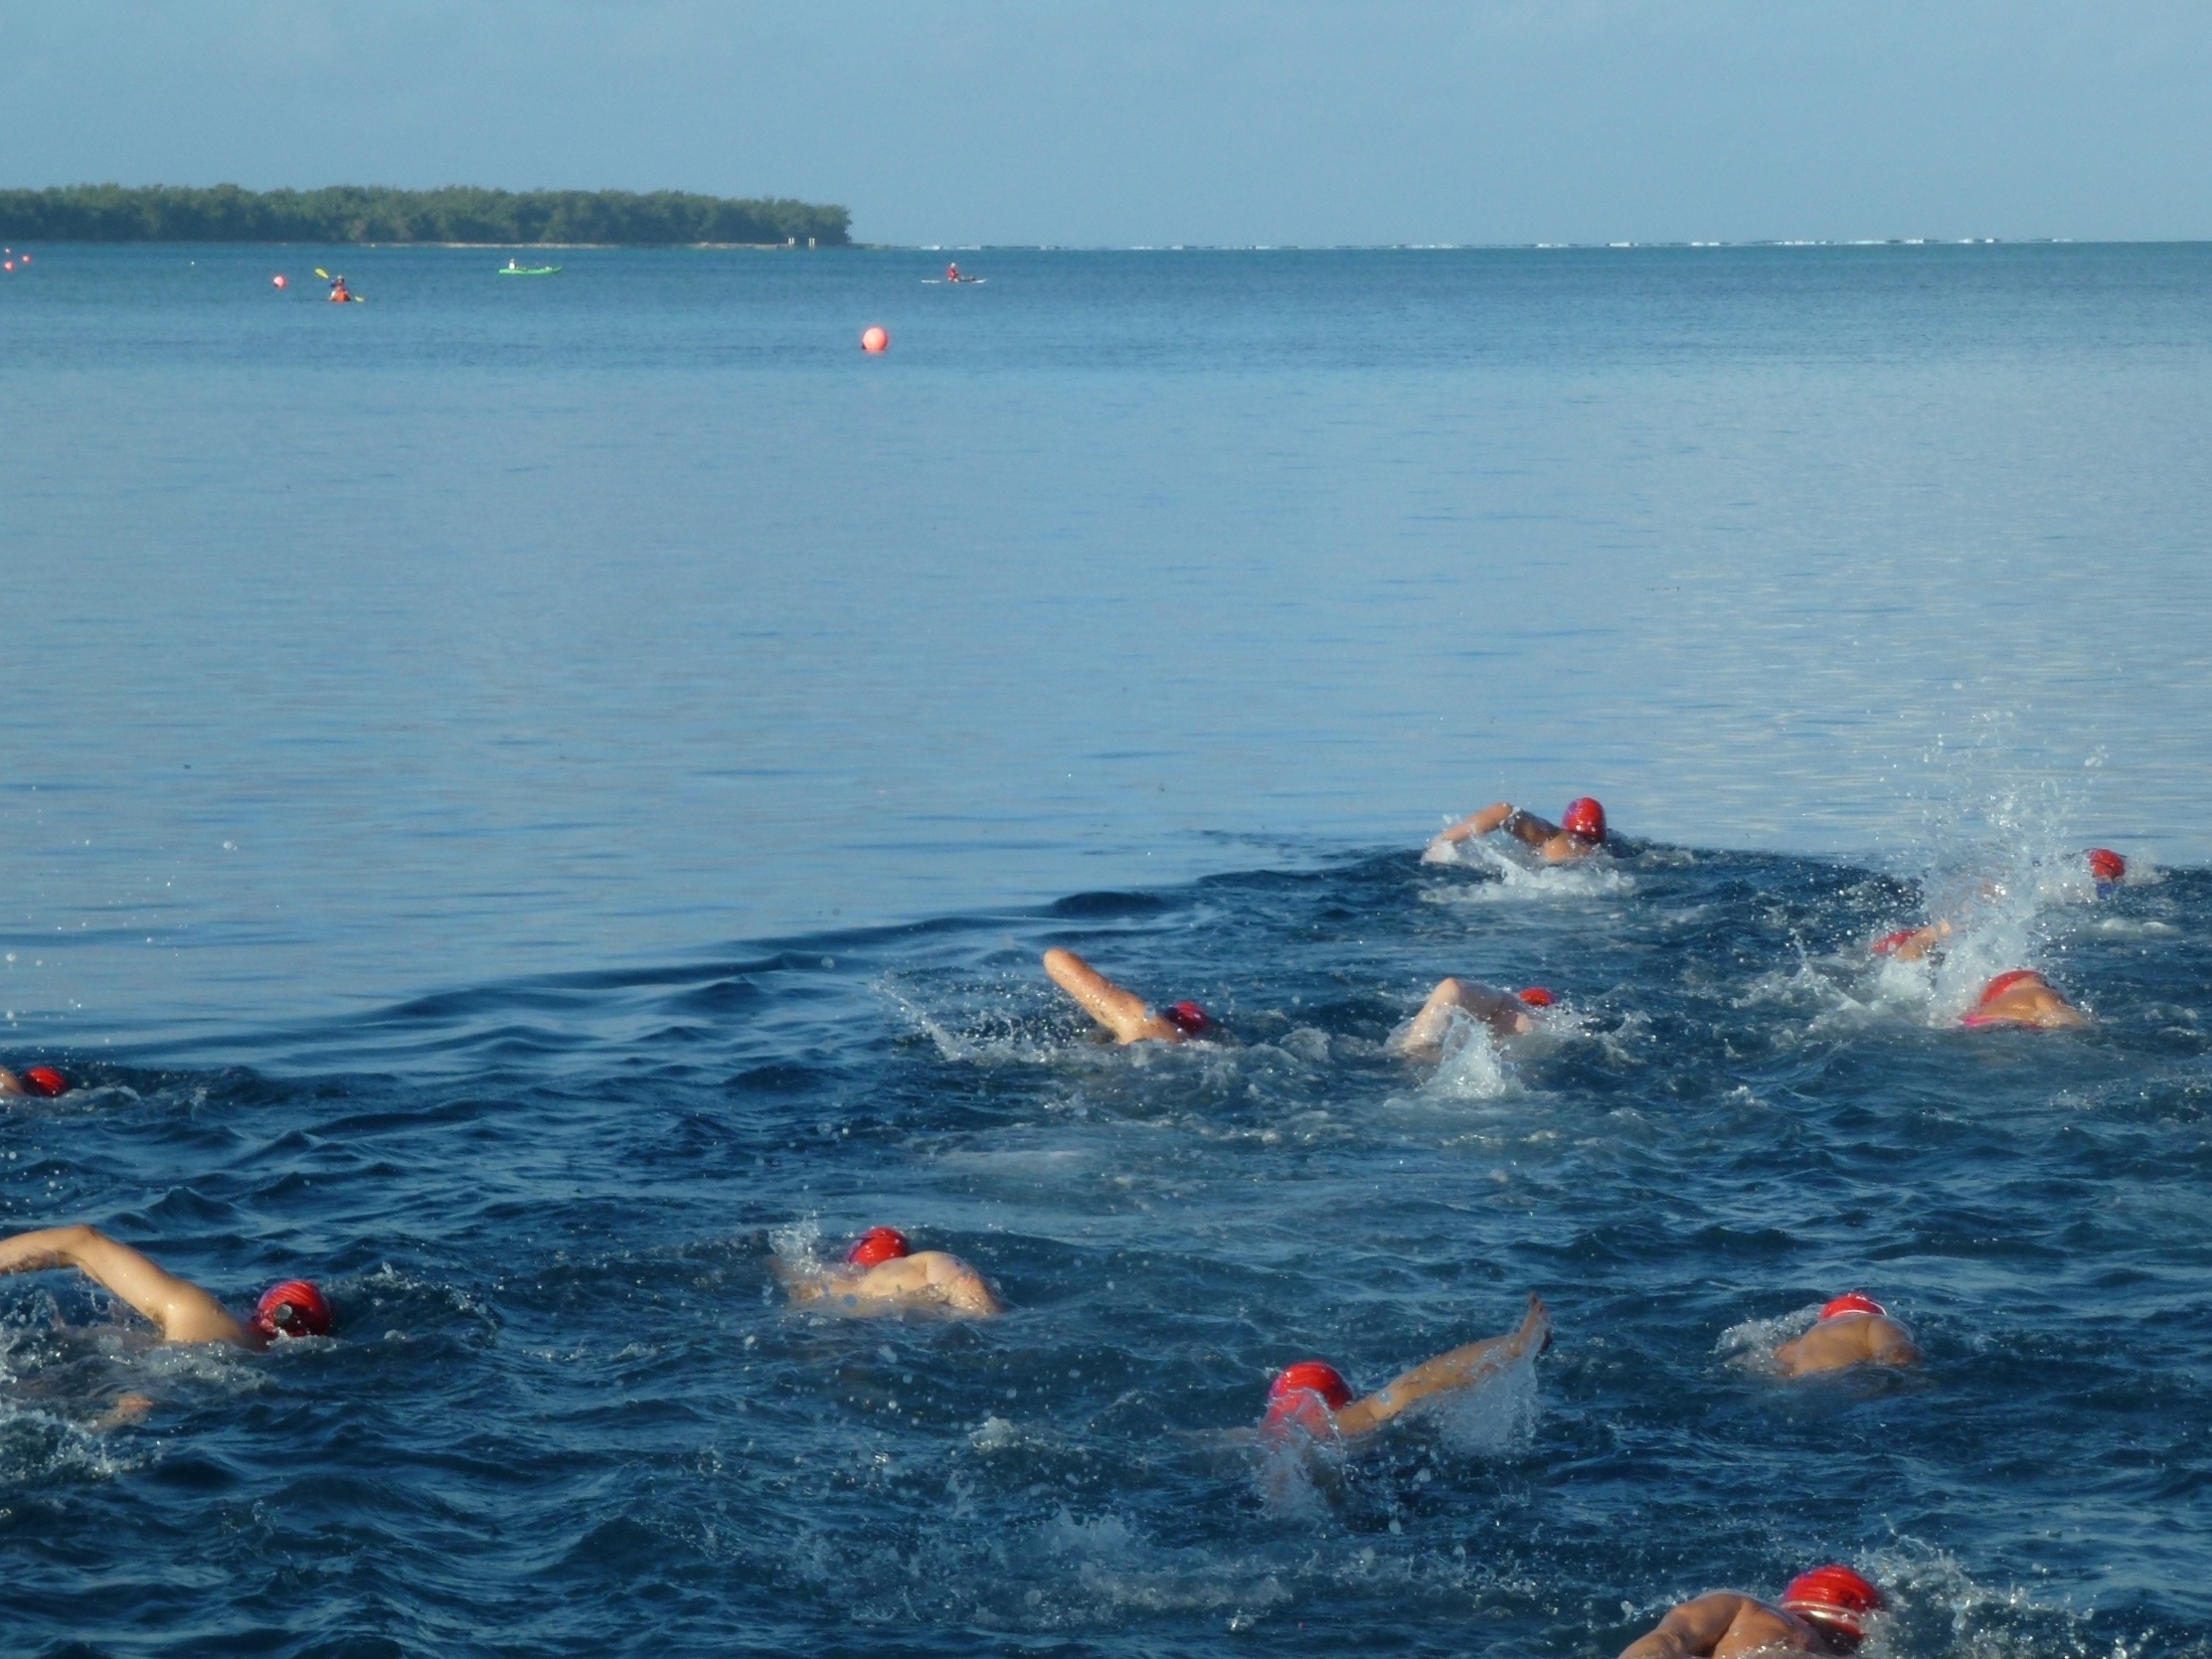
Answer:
[2, 244, 2210, 1656]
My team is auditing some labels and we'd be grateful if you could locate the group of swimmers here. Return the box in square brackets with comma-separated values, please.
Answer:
[0, 790, 2131, 1653]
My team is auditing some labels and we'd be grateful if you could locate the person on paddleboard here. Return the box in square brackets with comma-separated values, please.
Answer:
[1388, 980, 1556, 1057]
[1260, 1294, 1549, 1445]
[1, 1064, 70, 1098]
[0, 1224, 332, 1348]
[1429, 796, 1611, 864]
[1771, 1293, 1922, 1377]
[1043, 948, 1217, 1045]
[1617, 1565, 1885, 1657]
[773, 1226, 1005, 1318]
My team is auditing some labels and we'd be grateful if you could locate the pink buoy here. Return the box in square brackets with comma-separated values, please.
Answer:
[861, 325, 889, 354]
[273, 273, 288, 289]
[2, 261, 13, 272]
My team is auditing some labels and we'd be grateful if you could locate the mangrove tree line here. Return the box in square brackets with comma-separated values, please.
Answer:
[0, 185, 850, 246]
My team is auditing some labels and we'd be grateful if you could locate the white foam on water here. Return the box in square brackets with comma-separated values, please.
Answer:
[1858, 1537, 2117, 1658]
[1413, 1013, 1519, 1102]
[1420, 1336, 1541, 1454]
[1717, 1303, 1820, 1375]
[1421, 838, 1636, 904]
[1254, 1419, 1346, 1517]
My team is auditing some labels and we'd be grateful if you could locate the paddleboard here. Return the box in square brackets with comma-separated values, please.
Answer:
[498, 265, 563, 276]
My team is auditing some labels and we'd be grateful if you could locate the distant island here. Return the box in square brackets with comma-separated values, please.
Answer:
[0, 185, 850, 247]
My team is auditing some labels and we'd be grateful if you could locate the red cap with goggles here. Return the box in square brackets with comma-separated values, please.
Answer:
[847, 1227, 912, 1268]
[252, 1279, 332, 1340]
[1780, 1564, 1884, 1641]
[1561, 797, 1607, 843]
[20, 1066, 68, 1097]
[1818, 1292, 1887, 1322]
[1162, 1001, 1211, 1036]
[2088, 848, 2126, 885]
[1264, 1360, 1353, 1436]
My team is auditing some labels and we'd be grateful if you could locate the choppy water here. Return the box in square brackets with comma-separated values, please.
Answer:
[3, 245, 2210, 1655]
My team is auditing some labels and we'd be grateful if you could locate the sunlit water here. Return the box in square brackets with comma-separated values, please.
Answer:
[2, 246, 2209, 1656]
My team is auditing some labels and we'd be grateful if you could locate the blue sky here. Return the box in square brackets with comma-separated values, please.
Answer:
[5, 2, 2209, 246]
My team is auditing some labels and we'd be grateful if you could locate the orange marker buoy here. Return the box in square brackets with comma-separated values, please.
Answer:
[861, 325, 889, 353]
[272, 273, 288, 289]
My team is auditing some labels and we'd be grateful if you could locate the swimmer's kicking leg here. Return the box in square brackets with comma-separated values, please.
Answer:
[1042, 948, 1209, 1044]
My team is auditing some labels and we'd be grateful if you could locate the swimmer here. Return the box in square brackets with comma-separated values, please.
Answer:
[774, 1226, 1005, 1318]
[1961, 968, 2089, 1030]
[1772, 1292, 1921, 1377]
[0, 1064, 70, 1098]
[2088, 847, 2127, 897]
[0, 1225, 331, 1348]
[1043, 947, 1214, 1045]
[1618, 1565, 1884, 1657]
[1388, 980, 1554, 1057]
[1262, 1293, 1549, 1443]
[1429, 797, 1609, 864]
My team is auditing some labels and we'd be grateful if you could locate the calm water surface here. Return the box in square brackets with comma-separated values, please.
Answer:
[1, 246, 2208, 1656]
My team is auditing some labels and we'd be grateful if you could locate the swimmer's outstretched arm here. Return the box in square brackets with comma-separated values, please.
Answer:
[1043, 948, 1183, 1045]
[1616, 1593, 1763, 1659]
[1334, 1294, 1549, 1437]
[0, 1225, 252, 1346]
[1431, 804, 1559, 852]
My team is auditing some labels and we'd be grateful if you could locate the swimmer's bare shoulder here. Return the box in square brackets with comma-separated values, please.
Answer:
[1619, 1592, 1826, 1658]
[1773, 1313, 1920, 1378]
[783, 1250, 1005, 1319]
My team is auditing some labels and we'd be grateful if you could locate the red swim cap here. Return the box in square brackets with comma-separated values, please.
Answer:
[1781, 1565, 1884, 1640]
[1819, 1292, 1887, 1321]
[2088, 848, 2126, 884]
[21, 1066, 68, 1097]
[1517, 987, 1556, 1007]
[1562, 797, 1607, 843]
[1975, 968, 2043, 1008]
[847, 1227, 912, 1268]
[1264, 1361, 1353, 1435]
[252, 1279, 332, 1340]
[1870, 928, 1921, 956]
[1162, 1001, 1212, 1036]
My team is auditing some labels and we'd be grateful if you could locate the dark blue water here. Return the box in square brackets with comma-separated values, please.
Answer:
[4, 246, 2210, 1655]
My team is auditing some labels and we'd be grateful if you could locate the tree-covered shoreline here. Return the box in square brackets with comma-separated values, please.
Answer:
[0, 185, 850, 246]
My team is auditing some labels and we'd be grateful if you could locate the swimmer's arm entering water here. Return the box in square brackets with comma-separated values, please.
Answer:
[1333, 1294, 1549, 1438]
[0, 1225, 253, 1346]
[1432, 803, 1557, 852]
[1043, 949, 1185, 1045]
[1390, 978, 1535, 1056]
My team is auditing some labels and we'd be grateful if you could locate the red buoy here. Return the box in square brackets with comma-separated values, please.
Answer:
[861, 325, 889, 353]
